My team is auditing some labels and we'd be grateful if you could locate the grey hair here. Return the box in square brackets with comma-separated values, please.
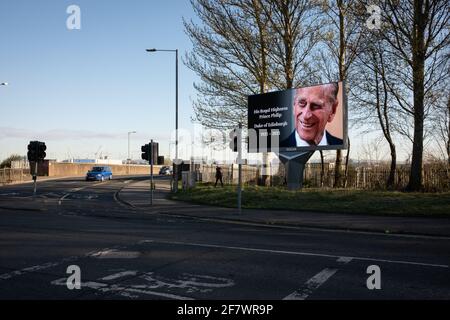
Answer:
[324, 82, 339, 104]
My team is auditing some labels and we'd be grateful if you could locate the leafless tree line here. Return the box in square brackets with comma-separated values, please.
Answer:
[184, 0, 449, 191]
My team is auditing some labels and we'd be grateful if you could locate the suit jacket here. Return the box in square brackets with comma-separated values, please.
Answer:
[280, 130, 343, 148]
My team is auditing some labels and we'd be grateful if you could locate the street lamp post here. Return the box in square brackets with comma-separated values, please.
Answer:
[127, 131, 137, 164]
[146, 48, 179, 192]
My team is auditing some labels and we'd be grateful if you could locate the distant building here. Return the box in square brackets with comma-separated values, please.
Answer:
[11, 159, 29, 169]
[62, 159, 123, 165]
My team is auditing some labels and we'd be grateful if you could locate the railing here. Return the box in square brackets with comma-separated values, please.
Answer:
[198, 163, 450, 191]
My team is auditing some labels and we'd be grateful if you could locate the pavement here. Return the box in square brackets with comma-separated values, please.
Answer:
[117, 179, 450, 238]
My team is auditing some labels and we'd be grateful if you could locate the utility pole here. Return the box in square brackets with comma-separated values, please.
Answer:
[146, 48, 179, 192]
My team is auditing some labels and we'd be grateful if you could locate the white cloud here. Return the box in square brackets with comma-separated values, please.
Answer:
[0, 127, 169, 141]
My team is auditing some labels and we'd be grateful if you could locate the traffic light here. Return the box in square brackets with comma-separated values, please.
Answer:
[37, 142, 46, 160]
[27, 141, 46, 162]
[27, 141, 38, 162]
[141, 142, 159, 163]
[151, 142, 159, 164]
[141, 144, 150, 161]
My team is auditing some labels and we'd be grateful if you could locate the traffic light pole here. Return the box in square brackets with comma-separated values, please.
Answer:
[27, 140, 46, 199]
[150, 140, 154, 206]
[33, 160, 38, 198]
[33, 141, 39, 199]
[237, 122, 242, 214]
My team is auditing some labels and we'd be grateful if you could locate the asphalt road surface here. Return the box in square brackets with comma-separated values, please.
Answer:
[0, 176, 449, 300]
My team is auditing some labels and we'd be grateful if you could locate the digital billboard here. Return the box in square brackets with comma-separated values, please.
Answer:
[247, 81, 347, 153]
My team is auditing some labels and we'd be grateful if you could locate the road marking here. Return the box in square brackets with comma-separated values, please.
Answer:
[100, 271, 138, 281]
[283, 257, 352, 300]
[50, 270, 233, 300]
[58, 182, 105, 205]
[0, 247, 122, 282]
[337, 257, 353, 264]
[91, 249, 140, 259]
[122, 287, 194, 300]
[283, 268, 338, 300]
[0, 255, 81, 281]
[143, 239, 449, 268]
[157, 213, 450, 240]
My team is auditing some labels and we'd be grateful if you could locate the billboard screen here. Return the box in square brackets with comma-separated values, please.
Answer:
[247, 81, 347, 153]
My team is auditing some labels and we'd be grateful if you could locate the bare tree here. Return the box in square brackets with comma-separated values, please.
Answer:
[184, 0, 274, 130]
[261, 0, 321, 89]
[185, 0, 320, 186]
[380, 0, 450, 191]
[257, 0, 321, 185]
[447, 96, 450, 165]
[430, 92, 450, 164]
[316, 0, 365, 187]
[352, 35, 400, 189]
[358, 137, 387, 164]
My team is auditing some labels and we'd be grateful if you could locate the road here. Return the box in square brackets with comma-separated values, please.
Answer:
[0, 176, 449, 300]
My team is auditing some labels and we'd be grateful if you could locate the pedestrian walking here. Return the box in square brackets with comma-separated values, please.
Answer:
[215, 166, 223, 187]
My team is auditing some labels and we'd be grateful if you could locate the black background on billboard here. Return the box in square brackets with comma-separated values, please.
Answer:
[248, 90, 293, 153]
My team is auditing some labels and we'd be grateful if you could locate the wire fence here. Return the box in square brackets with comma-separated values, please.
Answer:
[198, 162, 450, 191]
[2, 163, 448, 191]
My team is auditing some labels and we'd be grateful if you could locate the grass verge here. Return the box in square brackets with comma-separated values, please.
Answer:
[169, 184, 450, 217]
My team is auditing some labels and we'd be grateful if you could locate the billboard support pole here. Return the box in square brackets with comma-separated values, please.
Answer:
[277, 151, 314, 190]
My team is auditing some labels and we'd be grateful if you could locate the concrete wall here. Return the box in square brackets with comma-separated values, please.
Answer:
[48, 162, 162, 177]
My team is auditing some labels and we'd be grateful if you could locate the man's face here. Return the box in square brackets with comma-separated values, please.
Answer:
[294, 85, 337, 145]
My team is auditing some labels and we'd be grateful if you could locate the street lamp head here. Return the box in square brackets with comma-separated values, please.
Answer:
[146, 48, 157, 52]
[0, 82, 8, 86]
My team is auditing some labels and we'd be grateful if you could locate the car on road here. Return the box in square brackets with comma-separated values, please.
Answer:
[159, 166, 172, 175]
[86, 166, 113, 181]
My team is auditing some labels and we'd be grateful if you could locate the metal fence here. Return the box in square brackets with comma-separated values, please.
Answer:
[198, 163, 450, 191]
[0, 168, 31, 185]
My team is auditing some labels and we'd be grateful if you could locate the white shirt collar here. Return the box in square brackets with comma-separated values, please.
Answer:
[295, 130, 328, 147]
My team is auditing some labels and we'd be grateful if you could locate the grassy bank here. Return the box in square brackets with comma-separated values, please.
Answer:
[170, 184, 450, 217]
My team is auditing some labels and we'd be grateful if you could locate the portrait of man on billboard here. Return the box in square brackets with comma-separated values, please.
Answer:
[281, 82, 344, 148]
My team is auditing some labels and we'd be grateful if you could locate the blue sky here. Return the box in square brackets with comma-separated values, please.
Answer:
[0, 0, 199, 161]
